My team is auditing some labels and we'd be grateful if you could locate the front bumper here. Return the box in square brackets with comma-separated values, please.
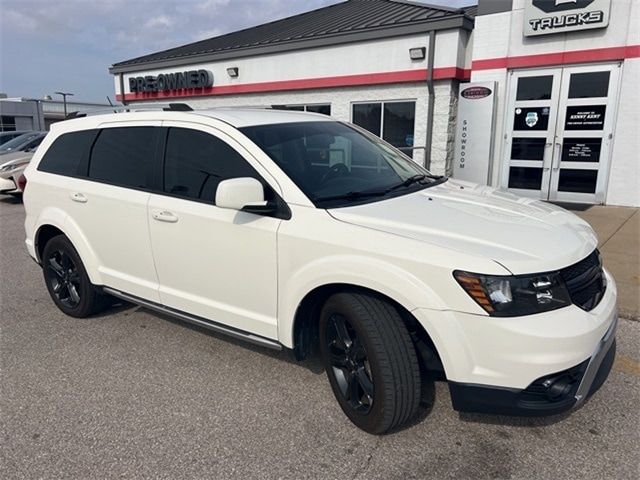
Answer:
[0, 176, 17, 193]
[412, 269, 617, 390]
[448, 314, 617, 416]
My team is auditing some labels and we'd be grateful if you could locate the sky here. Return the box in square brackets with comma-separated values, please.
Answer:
[0, 0, 476, 103]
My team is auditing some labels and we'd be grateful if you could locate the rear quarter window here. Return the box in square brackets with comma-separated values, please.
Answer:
[37, 130, 98, 176]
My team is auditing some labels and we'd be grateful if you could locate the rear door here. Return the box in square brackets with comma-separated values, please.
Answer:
[66, 123, 163, 302]
[147, 122, 281, 339]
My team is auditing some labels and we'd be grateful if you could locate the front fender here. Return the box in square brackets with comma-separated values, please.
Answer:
[277, 254, 446, 348]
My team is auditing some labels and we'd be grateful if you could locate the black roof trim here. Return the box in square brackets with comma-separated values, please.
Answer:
[110, 0, 476, 74]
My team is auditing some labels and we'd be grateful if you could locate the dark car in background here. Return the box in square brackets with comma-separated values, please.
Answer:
[0, 132, 47, 156]
[0, 131, 33, 146]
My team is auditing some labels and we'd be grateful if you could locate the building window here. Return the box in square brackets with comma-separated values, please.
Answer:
[272, 104, 331, 116]
[0, 116, 17, 132]
[352, 101, 416, 157]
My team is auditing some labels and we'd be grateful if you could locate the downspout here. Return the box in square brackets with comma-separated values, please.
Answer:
[119, 73, 128, 106]
[424, 30, 436, 170]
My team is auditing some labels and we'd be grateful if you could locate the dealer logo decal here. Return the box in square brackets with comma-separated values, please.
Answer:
[533, 0, 595, 13]
[525, 112, 539, 128]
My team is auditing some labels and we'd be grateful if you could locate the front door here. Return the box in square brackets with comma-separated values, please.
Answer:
[502, 64, 620, 204]
[148, 123, 281, 340]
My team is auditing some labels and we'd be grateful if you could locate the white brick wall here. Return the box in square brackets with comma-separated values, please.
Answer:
[434, 82, 460, 176]
[607, 58, 640, 207]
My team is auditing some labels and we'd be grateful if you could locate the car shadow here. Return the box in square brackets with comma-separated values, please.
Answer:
[457, 409, 572, 427]
[0, 194, 22, 205]
[92, 299, 582, 431]
[106, 301, 327, 374]
[90, 301, 573, 431]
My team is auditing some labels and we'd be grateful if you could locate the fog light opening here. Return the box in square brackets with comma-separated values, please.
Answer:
[546, 376, 573, 401]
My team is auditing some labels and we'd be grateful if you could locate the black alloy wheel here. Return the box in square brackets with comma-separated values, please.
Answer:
[46, 249, 82, 309]
[319, 292, 422, 434]
[41, 235, 108, 318]
[326, 313, 374, 413]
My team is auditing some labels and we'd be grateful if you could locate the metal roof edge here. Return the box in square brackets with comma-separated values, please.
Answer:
[109, 15, 472, 75]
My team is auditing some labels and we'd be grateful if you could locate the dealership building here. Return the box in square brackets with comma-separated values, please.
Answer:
[110, 0, 639, 207]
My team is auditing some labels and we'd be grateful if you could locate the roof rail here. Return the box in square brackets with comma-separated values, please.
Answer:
[64, 102, 193, 119]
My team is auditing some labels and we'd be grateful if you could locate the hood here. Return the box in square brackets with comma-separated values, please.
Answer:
[328, 179, 597, 274]
[0, 151, 34, 165]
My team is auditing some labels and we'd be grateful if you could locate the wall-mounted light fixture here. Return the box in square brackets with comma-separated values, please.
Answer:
[409, 47, 426, 60]
[227, 67, 239, 77]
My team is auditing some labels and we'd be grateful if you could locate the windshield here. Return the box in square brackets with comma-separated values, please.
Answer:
[240, 121, 445, 208]
[0, 132, 44, 153]
[0, 132, 28, 145]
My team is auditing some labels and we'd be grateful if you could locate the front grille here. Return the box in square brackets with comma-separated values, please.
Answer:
[560, 250, 606, 311]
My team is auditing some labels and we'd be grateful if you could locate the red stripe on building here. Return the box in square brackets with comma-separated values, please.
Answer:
[116, 67, 471, 102]
[472, 45, 640, 71]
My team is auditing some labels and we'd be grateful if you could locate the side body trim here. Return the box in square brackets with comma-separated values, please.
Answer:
[574, 313, 618, 404]
[103, 287, 283, 351]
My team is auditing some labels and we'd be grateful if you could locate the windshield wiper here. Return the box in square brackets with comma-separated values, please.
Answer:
[385, 174, 436, 192]
[314, 189, 388, 203]
[314, 174, 445, 204]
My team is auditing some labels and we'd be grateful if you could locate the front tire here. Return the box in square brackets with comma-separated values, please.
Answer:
[42, 235, 107, 318]
[319, 292, 421, 434]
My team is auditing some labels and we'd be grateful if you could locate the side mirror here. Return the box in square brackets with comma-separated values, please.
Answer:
[215, 177, 266, 211]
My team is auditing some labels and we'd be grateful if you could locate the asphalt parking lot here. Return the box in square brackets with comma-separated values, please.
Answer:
[1, 196, 639, 480]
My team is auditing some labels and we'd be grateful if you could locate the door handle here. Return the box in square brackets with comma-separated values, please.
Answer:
[553, 142, 562, 171]
[70, 192, 87, 203]
[152, 210, 179, 223]
[543, 142, 553, 171]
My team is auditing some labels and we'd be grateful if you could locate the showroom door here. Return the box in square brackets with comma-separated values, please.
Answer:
[502, 68, 562, 200]
[502, 64, 620, 204]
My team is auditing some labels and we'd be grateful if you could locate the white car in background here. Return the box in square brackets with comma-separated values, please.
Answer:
[0, 151, 35, 195]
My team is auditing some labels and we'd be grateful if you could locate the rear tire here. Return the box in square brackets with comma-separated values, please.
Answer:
[42, 235, 107, 318]
[319, 292, 421, 434]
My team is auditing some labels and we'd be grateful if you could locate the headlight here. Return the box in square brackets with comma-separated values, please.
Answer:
[454, 270, 571, 317]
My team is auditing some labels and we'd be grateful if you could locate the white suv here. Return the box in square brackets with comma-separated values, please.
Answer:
[22, 105, 617, 434]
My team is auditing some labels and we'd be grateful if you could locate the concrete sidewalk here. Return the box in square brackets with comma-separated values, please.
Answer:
[567, 205, 639, 320]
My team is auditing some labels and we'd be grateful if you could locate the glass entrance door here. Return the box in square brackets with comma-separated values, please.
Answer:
[503, 68, 562, 199]
[502, 64, 620, 204]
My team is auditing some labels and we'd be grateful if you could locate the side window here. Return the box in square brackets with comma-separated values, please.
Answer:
[89, 127, 158, 189]
[163, 128, 260, 202]
[38, 130, 98, 176]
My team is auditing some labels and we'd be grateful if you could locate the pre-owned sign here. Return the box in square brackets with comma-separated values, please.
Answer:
[524, 0, 611, 37]
[453, 82, 497, 184]
[129, 69, 213, 93]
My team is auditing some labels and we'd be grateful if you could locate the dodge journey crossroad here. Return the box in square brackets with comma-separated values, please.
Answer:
[22, 106, 617, 434]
